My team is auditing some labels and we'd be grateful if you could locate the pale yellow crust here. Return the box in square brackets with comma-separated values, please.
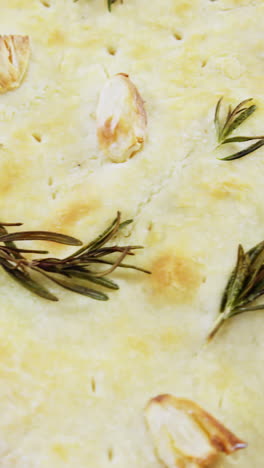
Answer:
[0, 0, 263, 467]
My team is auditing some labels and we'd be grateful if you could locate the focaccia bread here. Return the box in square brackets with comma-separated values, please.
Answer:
[0, 0, 263, 467]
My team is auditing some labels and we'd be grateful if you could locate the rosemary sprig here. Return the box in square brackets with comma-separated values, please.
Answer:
[0, 213, 149, 302]
[214, 97, 264, 161]
[208, 241, 264, 341]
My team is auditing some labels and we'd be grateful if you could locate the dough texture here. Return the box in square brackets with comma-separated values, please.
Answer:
[0, 0, 263, 467]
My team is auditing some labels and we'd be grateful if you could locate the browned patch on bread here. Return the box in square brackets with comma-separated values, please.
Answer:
[55, 200, 100, 230]
[149, 252, 202, 302]
[41, 198, 101, 253]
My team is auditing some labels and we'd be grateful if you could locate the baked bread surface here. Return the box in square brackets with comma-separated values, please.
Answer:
[0, 0, 263, 466]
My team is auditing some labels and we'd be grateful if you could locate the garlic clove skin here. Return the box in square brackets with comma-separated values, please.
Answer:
[145, 394, 247, 468]
[0, 35, 30, 93]
[96, 73, 147, 163]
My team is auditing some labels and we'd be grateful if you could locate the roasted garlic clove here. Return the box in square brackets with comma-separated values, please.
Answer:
[145, 394, 247, 468]
[0, 35, 30, 94]
[96, 73, 147, 163]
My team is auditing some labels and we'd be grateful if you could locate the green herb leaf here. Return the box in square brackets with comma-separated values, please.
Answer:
[3, 264, 58, 301]
[214, 97, 223, 142]
[34, 268, 109, 301]
[208, 240, 264, 341]
[214, 97, 264, 161]
[0, 222, 23, 227]
[66, 212, 121, 261]
[87, 258, 151, 274]
[65, 269, 119, 290]
[226, 245, 249, 309]
[0, 213, 149, 302]
[0, 246, 49, 254]
[222, 136, 264, 144]
[233, 304, 264, 313]
[218, 98, 253, 139]
[0, 231, 82, 245]
[221, 105, 256, 141]
[219, 139, 264, 161]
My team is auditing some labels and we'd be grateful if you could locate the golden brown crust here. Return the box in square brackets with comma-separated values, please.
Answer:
[149, 253, 203, 303]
